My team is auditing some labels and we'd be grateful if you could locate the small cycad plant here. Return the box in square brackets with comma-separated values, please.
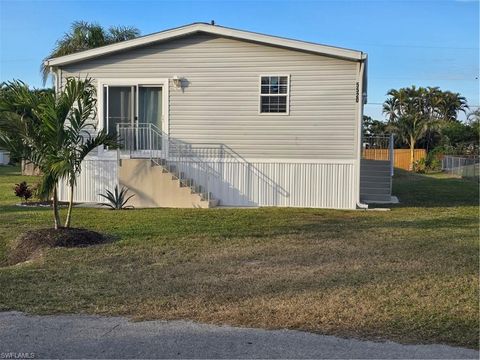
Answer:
[99, 186, 135, 210]
[14, 181, 33, 203]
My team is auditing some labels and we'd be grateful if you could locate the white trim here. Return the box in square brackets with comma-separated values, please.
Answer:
[45, 23, 365, 67]
[355, 61, 366, 208]
[258, 74, 290, 115]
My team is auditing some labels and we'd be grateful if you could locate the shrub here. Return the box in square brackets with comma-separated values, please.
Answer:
[13, 181, 33, 203]
[413, 158, 426, 173]
[425, 150, 442, 171]
[98, 186, 135, 210]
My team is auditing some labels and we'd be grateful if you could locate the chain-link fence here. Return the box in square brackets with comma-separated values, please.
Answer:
[442, 155, 480, 179]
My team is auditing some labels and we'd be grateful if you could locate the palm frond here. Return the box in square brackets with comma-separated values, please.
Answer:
[42, 22, 140, 84]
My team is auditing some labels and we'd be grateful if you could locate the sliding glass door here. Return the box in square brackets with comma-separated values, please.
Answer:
[104, 84, 163, 151]
[138, 86, 162, 129]
[105, 86, 134, 137]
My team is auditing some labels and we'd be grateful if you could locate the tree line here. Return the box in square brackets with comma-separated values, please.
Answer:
[364, 86, 479, 169]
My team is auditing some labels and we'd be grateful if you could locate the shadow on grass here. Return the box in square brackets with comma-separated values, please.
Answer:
[0, 205, 52, 214]
[389, 169, 479, 208]
[0, 165, 20, 175]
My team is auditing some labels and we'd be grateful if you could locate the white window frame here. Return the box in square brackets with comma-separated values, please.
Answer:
[258, 74, 290, 115]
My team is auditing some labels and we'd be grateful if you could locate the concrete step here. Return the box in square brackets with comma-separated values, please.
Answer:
[361, 179, 391, 185]
[360, 168, 390, 176]
[361, 164, 391, 170]
[361, 172, 391, 180]
[360, 193, 392, 202]
[156, 163, 218, 203]
[207, 198, 219, 208]
[361, 159, 390, 165]
[361, 174, 392, 180]
[361, 187, 391, 196]
[362, 170, 391, 174]
[178, 178, 194, 187]
[361, 181, 391, 189]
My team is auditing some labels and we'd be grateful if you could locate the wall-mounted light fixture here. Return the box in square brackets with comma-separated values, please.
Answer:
[172, 75, 183, 88]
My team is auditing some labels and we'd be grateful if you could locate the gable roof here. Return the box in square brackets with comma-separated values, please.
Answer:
[45, 22, 367, 67]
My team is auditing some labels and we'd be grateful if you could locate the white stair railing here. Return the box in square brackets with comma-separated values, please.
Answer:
[362, 134, 394, 176]
[117, 123, 226, 202]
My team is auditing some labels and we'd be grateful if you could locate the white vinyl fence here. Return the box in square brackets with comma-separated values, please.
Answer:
[442, 155, 479, 179]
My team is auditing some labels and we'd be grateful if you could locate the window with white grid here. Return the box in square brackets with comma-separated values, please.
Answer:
[259, 75, 289, 114]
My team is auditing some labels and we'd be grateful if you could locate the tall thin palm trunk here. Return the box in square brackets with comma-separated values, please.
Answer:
[409, 136, 415, 171]
[52, 185, 61, 230]
[64, 181, 75, 228]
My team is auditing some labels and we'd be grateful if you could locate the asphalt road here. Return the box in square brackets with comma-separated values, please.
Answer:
[0, 312, 477, 359]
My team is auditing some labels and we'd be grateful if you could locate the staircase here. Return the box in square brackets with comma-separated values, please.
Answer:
[154, 157, 219, 207]
[360, 159, 392, 203]
[117, 123, 220, 208]
[119, 158, 218, 208]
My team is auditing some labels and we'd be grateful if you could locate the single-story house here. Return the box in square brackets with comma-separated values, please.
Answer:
[45, 22, 393, 209]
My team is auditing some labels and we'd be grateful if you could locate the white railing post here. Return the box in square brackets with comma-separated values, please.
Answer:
[116, 123, 121, 164]
[149, 123, 152, 163]
[116, 141, 120, 166]
[207, 154, 210, 202]
[389, 133, 394, 177]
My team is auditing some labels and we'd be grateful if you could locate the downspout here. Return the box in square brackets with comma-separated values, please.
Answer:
[356, 54, 368, 209]
[49, 66, 58, 94]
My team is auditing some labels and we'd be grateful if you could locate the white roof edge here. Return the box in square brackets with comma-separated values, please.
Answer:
[45, 23, 366, 67]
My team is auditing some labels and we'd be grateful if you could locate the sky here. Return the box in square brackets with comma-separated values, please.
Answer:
[0, 0, 478, 121]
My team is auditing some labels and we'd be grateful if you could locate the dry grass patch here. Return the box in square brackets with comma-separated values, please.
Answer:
[0, 166, 478, 348]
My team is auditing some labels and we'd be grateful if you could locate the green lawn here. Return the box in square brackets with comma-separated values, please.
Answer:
[0, 165, 478, 348]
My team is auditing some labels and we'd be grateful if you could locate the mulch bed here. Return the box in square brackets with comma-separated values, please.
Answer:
[6, 228, 109, 266]
[16, 201, 70, 207]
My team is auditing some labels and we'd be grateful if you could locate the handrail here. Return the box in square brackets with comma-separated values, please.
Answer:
[114, 123, 290, 201]
[362, 134, 394, 176]
[116, 123, 226, 202]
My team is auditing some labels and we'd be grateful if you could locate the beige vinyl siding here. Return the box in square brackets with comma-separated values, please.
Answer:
[60, 33, 359, 159]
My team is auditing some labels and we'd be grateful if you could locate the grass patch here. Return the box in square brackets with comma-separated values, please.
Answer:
[0, 165, 478, 348]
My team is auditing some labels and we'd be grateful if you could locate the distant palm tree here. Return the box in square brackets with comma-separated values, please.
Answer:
[42, 21, 140, 84]
[383, 87, 431, 169]
[437, 91, 469, 122]
[384, 86, 471, 169]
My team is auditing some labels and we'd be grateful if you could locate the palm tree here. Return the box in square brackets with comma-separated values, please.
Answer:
[0, 78, 116, 229]
[0, 85, 53, 162]
[437, 91, 469, 123]
[42, 21, 140, 84]
[43, 78, 117, 227]
[384, 87, 431, 169]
